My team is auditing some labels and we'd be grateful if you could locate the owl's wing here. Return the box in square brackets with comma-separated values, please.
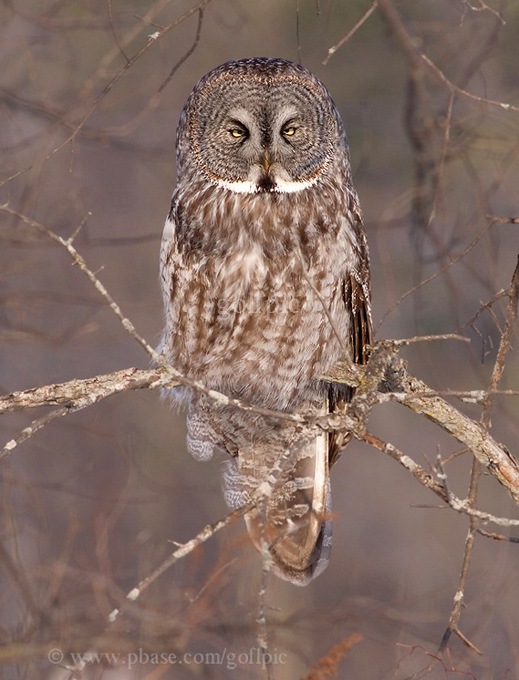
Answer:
[345, 270, 372, 366]
[160, 196, 181, 315]
[328, 224, 373, 467]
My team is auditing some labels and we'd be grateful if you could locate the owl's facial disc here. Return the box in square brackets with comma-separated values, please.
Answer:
[189, 75, 338, 194]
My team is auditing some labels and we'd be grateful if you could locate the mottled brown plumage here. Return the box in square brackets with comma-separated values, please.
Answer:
[160, 58, 372, 584]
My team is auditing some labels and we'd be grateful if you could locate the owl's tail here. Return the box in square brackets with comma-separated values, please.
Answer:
[223, 427, 332, 585]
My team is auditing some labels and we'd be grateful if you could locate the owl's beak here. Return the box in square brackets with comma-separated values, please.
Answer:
[257, 148, 276, 192]
[262, 149, 270, 173]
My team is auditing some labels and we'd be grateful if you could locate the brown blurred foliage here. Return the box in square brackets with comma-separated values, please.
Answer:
[1, 1, 519, 679]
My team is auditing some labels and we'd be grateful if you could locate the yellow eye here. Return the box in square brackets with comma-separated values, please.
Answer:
[282, 126, 296, 136]
[230, 129, 245, 138]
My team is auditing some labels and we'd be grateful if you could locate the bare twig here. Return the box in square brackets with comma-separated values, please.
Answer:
[1, 408, 68, 459]
[489, 215, 519, 224]
[110, 504, 251, 622]
[323, 2, 378, 65]
[392, 333, 470, 345]
[158, 8, 205, 93]
[376, 216, 498, 332]
[108, 441, 304, 627]
[364, 433, 519, 526]
[462, 0, 505, 24]
[295, 0, 302, 65]
[362, 432, 448, 500]
[0, 205, 162, 363]
[106, 0, 130, 63]
[0, 0, 213, 189]
[376, 0, 519, 112]
[481, 257, 519, 425]
[421, 51, 518, 111]
[441, 256, 519, 653]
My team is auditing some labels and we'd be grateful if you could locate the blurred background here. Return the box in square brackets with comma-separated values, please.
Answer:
[1, 1, 518, 678]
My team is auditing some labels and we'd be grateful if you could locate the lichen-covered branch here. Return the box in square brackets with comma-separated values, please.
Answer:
[2, 337, 518, 508]
[0, 367, 171, 415]
[395, 371, 519, 505]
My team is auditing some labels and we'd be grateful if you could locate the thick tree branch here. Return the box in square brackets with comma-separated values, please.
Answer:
[394, 371, 519, 505]
[0, 367, 172, 415]
[2, 339, 518, 507]
[332, 337, 519, 506]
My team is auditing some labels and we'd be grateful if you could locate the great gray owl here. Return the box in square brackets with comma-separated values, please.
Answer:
[160, 58, 372, 585]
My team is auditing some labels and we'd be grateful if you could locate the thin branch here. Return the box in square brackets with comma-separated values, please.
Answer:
[444, 495, 519, 528]
[462, 0, 506, 24]
[366, 432, 519, 526]
[481, 256, 519, 425]
[376, 0, 519, 112]
[158, 8, 205, 93]
[0, 204, 162, 363]
[458, 288, 509, 333]
[392, 333, 470, 345]
[376, 216, 497, 332]
[421, 51, 518, 111]
[489, 215, 519, 224]
[106, 0, 130, 63]
[441, 256, 519, 653]
[108, 441, 303, 627]
[362, 431, 448, 501]
[296, 0, 302, 65]
[0, 0, 213, 190]
[323, 2, 378, 65]
[112, 504, 251, 619]
[477, 527, 519, 542]
[1, 408, 68, 459]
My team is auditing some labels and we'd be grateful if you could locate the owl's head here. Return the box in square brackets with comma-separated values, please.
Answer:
[177, 58, 347, 194]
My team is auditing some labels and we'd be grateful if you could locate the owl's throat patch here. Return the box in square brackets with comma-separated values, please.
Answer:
[214, 163, 320, 194]
[257, 173, 276, 193]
